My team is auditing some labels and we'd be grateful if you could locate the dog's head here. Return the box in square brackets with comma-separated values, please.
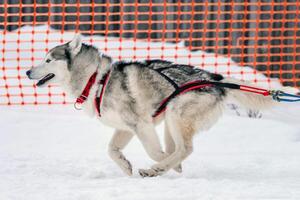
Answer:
[26, 35, 83, 87]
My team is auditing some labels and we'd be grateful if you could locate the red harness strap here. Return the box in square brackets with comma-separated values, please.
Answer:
[94, 71, 111, 116]
[75, 72, 98, 104]
[152, 80, 214, 118]
[239, 85, 270, 96]
[75, 71, 111, 116]
[152, 80, 271, 118]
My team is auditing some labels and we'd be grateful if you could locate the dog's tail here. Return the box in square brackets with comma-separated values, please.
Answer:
[221, 77, 276, 110]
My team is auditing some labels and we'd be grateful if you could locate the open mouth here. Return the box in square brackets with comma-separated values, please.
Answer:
[36, 73, 55, 86]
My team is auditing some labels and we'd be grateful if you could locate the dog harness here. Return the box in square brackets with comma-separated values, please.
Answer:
[146, 66, 233, 117]
[75, 66, 300, 118]
[75, 70, 111, 117]
[94, 71, 111, 116]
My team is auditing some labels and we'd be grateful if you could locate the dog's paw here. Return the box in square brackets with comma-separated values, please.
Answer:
[138, 167, 165, 178]
[138, 169, 158, 178]
[118, 157, 133, 176]
[173, 164, 182, 173]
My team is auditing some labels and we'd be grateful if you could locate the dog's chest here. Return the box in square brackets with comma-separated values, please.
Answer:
[98, 110, 132, 131]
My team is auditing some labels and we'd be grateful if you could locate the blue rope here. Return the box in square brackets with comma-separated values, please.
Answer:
[271, 91, 300, 102]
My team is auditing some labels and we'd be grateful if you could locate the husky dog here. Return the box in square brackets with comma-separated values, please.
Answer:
[26, 35, 274, 177]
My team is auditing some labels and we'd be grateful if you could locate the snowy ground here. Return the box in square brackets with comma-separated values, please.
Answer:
[1, 105, 300, 200]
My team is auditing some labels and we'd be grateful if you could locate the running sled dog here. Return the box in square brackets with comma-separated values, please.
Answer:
[26, 35, 274, 177]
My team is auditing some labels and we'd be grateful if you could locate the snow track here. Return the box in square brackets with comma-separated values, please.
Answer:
[1, 106, 300, 200]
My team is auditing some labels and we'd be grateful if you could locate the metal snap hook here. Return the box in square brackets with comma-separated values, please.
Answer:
[74, 102, 82, 110]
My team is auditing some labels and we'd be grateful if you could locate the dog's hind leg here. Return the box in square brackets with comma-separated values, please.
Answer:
[139, 93, 223, 177]
[139, 112, 194, 177]
[108, 129, 134, 176]
[135, 122, 168, 163]
[164, 124, 182, 173]
[134, 122, 182, 176]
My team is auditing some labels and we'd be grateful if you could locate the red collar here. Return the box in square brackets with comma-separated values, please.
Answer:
[74, 71, 111, 117]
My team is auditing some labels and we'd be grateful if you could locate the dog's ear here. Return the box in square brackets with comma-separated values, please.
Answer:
[101, 54, 112, 69]
[69, 34, 82, 55]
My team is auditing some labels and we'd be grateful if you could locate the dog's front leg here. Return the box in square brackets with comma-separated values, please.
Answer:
[108, 129, 134, 176]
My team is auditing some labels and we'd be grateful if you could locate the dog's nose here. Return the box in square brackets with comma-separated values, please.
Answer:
[26, 70, 31, 77]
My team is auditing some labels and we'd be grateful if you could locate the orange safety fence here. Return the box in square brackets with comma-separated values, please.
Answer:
[0, 1, 299, 106]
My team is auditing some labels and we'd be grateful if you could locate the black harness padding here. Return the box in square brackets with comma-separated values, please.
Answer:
[208, 82, 241, 90]
[148, 67, 180, 89]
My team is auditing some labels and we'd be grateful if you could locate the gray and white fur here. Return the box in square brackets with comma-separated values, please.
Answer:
[26, 35, 275, 177]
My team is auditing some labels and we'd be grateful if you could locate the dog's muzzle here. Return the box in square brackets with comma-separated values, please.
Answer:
[26, 69, 55, 86]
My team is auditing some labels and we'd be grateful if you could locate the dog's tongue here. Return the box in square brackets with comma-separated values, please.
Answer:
[37, 73, 55, 86]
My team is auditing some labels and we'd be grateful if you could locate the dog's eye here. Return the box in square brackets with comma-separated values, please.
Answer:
[45, 59, 51, 63]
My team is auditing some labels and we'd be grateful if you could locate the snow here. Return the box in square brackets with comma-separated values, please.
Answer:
[1, 26, 300, 199]
[1, 105, 300, 200]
